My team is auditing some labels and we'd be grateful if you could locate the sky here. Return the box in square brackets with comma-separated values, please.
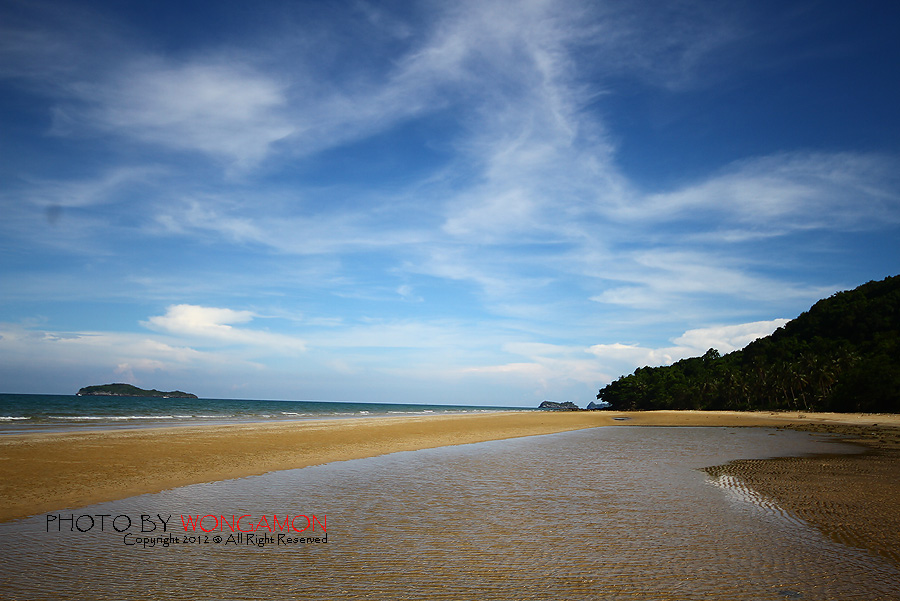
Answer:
[1, 0, 899, 406]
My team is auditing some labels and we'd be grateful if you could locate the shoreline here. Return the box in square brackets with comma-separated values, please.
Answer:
[705, 417, 900, 566]
[0, 411, 612, 522]
[2, 411, 899, 550]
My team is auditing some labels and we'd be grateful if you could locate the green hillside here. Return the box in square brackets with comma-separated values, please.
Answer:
[596, 275, 900, 413]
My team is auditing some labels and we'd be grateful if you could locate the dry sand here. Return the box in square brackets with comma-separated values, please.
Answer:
[2, 409, 899, 564]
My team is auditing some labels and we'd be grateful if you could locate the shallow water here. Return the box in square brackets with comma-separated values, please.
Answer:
[1, 426, 897, 600]
[0, 393, 521, 433]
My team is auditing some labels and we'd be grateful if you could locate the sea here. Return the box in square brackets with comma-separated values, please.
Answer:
[2, 426, 898, 600]
[0, 393, 527, 434]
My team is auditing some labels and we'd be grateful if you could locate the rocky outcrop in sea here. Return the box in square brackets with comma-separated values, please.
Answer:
[538, 400, 580, 411]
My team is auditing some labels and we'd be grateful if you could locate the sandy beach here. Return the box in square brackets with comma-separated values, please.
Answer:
[2, 409, 899, 565]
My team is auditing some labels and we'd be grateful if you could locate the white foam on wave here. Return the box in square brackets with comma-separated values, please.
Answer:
[48, 415, 177, 421]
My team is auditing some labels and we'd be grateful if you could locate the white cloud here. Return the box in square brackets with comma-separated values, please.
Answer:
[587, 318, 789, 381]
[589, 249, 836, 312]
[673, 319, 789, 354]
[460, 340, 613, 399]
[407, 246, 555, 301]
[66, 59, 295, 167]
[627, 153, 900, 232]
[116, 358, 166, 372]
[0, 322, 230, 384]
[144, 305, 255, 337]
[153, 194, 430, 255]
[431, 2, 624, 245]
[586, 342, 680, 369]
[459, 358, 602, 401]
[143, 305, 306, 352]
[463, 362, 549, 377]
[396, 285, 423, 302]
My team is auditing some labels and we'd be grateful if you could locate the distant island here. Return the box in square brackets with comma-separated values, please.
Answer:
[77, 383, 198, 399]
[596, 275, 899, 413]
[538, 400, 580, 411]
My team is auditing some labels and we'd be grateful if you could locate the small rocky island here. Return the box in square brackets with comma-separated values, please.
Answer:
[538, 400, 581, 411]
[77, 383, 198, 399]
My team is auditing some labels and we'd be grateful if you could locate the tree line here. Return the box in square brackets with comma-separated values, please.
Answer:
[596, 275, 900, 413]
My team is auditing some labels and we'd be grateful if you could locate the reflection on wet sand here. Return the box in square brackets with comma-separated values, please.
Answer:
[705, 449, 900, 566]
[1, 426, 898, 600]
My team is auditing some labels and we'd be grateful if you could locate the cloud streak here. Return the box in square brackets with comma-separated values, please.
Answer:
[629, 152, 900, 232]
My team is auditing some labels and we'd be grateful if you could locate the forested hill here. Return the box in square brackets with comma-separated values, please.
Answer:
[77, 383, 198, 398]
[596, 275, 900, 413]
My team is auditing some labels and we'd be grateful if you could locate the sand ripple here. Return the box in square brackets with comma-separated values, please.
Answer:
[2, 427, 899, 600]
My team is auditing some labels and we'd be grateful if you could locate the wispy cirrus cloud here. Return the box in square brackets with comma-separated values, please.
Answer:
[0, 166, 170, 255]
[589, 249, 834, 309]
[59, 59, 295, 168]
[627, 152, 900, 232]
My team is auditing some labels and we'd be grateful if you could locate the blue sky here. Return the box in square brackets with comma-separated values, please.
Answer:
[1, 0, 898, 405]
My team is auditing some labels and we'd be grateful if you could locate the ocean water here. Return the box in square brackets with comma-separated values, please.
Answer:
[0, 393, 525, 433]
[2, 426, 897, 600]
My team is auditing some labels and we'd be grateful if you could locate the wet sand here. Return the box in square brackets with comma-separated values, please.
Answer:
[6, 425, 897, 600]
[0, 411, 614, 522]
[2, 409, 899, 567]
[705, 418, 900, 565]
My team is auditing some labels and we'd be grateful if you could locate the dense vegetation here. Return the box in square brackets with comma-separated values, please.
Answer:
[77, 383, 198, 398]
[596, 275, 900, 413]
